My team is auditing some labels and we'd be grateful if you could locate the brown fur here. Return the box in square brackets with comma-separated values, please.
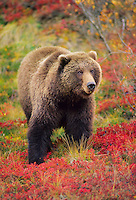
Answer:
[18, 46, 102, 164]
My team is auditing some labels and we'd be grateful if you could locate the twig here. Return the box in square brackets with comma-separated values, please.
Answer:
[99, 50, 135, 63]
[118, 32, 133, 55]
[121, 18, 126, 38]
[77, 1, 112, 53]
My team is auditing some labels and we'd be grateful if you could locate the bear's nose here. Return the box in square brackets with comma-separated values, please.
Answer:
[87, 82, 96, 91]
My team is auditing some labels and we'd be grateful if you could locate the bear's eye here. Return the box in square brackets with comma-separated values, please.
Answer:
[77, 70, 83, 75]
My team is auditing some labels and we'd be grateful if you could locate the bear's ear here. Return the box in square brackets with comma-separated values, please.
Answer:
[88, 51, 97, 60]
[58, 55, 71, 73]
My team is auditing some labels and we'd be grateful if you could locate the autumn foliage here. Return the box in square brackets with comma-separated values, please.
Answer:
[0, 0, 76, 23]
[1, 118, 136, 199]
[0, 0, 136, 199]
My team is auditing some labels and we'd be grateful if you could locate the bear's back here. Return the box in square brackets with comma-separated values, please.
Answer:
[18, 46, 70, 121]
[19, 46, 69, 76]
[18, 46, 70, 91]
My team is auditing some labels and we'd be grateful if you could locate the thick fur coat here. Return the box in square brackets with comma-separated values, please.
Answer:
[18, 46, 102, 164]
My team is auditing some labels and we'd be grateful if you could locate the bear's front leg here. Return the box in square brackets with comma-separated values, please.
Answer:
[27, 117, 52, 164]
[65, 110, 93, 142]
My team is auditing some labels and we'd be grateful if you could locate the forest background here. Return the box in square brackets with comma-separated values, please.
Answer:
[0, 0, 136, 199]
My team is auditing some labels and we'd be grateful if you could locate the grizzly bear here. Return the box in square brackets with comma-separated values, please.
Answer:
[18, 46, 102, 164]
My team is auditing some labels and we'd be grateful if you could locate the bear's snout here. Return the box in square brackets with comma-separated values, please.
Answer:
[87, 82, 96, 92]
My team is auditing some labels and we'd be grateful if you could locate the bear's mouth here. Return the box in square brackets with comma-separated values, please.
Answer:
[82, 90, 92, 97]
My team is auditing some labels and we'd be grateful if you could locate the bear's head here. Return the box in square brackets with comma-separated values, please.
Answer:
[58, 51, 102, 98]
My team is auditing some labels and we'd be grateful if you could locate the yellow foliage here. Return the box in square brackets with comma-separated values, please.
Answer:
[75, 0, 81, 4]
[114, 12, 119, 19]
[95, 32, 99, 36]
[102, 24, 108, 30]
[111, 0, 122, 6]
[80, 20, 84, 25]
[87, 29, 91, 35]
[0, 91, 8, 98]
[75, 0, 96, 6]
[127, 18, 135, 28]
[109, 19, 112, 24]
